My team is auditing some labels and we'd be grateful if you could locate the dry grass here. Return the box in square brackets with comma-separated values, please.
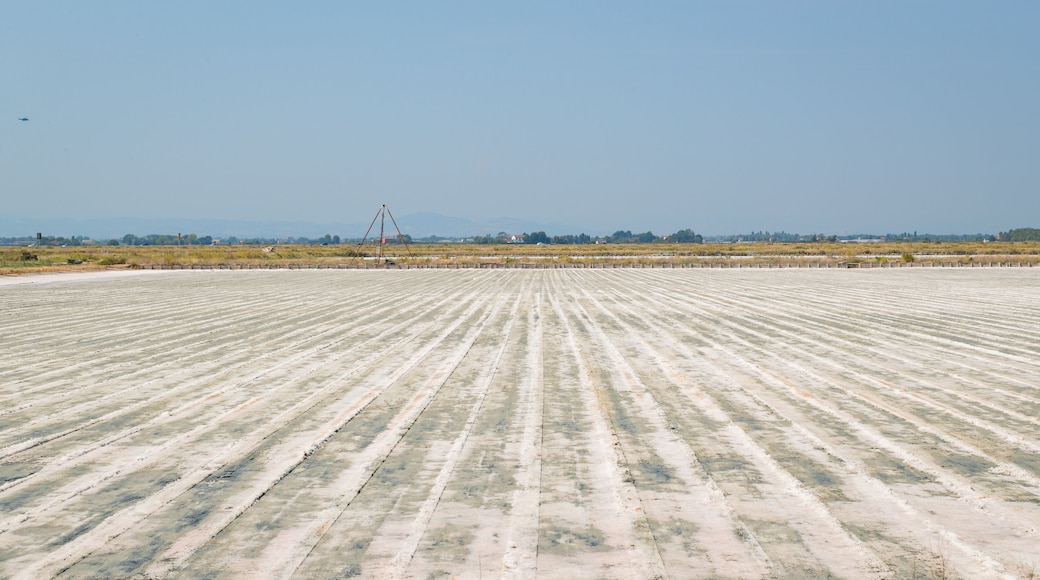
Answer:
[3, 241, 1039, 274]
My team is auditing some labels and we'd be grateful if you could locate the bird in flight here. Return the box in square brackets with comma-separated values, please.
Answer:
[18, 117, 29, 121]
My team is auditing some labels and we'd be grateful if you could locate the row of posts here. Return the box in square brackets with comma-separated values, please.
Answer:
[139, 261, 1038, 270]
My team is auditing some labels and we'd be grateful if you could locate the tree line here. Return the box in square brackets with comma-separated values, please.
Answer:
[6, 227, 1040, 246]
[999, 228, 1040, 242]
[470, 229, 703, 244]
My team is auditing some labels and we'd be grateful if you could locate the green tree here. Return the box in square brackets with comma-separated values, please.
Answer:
[525, 231, 550, 244]
[670, 229, 703, 243]
[1001, 228, 1040, 241]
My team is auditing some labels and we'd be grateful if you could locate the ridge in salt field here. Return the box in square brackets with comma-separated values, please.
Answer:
[1, 269, 1038, 579]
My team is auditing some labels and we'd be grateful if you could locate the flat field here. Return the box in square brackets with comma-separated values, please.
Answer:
[1, 269, 1038, 578]
[4, 240, 1040, 275]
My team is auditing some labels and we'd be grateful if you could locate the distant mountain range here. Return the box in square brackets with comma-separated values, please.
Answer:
[0, 213, 589, 240]
[398, 213, 586, 239]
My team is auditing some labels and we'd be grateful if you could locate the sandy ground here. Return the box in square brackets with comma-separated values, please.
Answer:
[1, 269, 1038, 579]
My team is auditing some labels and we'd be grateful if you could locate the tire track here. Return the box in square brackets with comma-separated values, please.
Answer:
[2, 269, 1038, 579]
[383, 287, 528, 579]
[0, 274, 449, 458]
[653, 272, 1040, 425]
[500, 289, 545, 579]
[594, 270, 1034, 574]
[7, 273, 505, 578]
[544, 273, 667, 579]
[179, 276, 513, 579]
[0, 277, 491, 537]
[563, 273, 877, 578]
[635, 273, 1040, 490]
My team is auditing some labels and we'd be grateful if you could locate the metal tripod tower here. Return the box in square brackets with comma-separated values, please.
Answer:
[352, 204, 413, 264]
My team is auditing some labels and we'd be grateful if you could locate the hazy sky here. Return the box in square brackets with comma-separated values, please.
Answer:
[3, 1, 1038, 235]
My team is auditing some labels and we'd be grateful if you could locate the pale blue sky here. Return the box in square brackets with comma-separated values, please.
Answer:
[3, 1, 1038, 235]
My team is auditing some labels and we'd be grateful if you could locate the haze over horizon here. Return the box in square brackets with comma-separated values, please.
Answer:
[3, 2, 1038, 236]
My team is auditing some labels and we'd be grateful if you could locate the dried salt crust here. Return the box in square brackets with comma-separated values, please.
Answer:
[1, 269, 1038, 578]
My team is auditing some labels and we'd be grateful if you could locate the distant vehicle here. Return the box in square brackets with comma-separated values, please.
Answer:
[18, 117, 29, 121]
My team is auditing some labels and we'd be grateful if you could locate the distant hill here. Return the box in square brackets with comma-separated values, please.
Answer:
[0, 213, 589, 240]
[0, 216, 365, 240]
[397, 213, 586, 238]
